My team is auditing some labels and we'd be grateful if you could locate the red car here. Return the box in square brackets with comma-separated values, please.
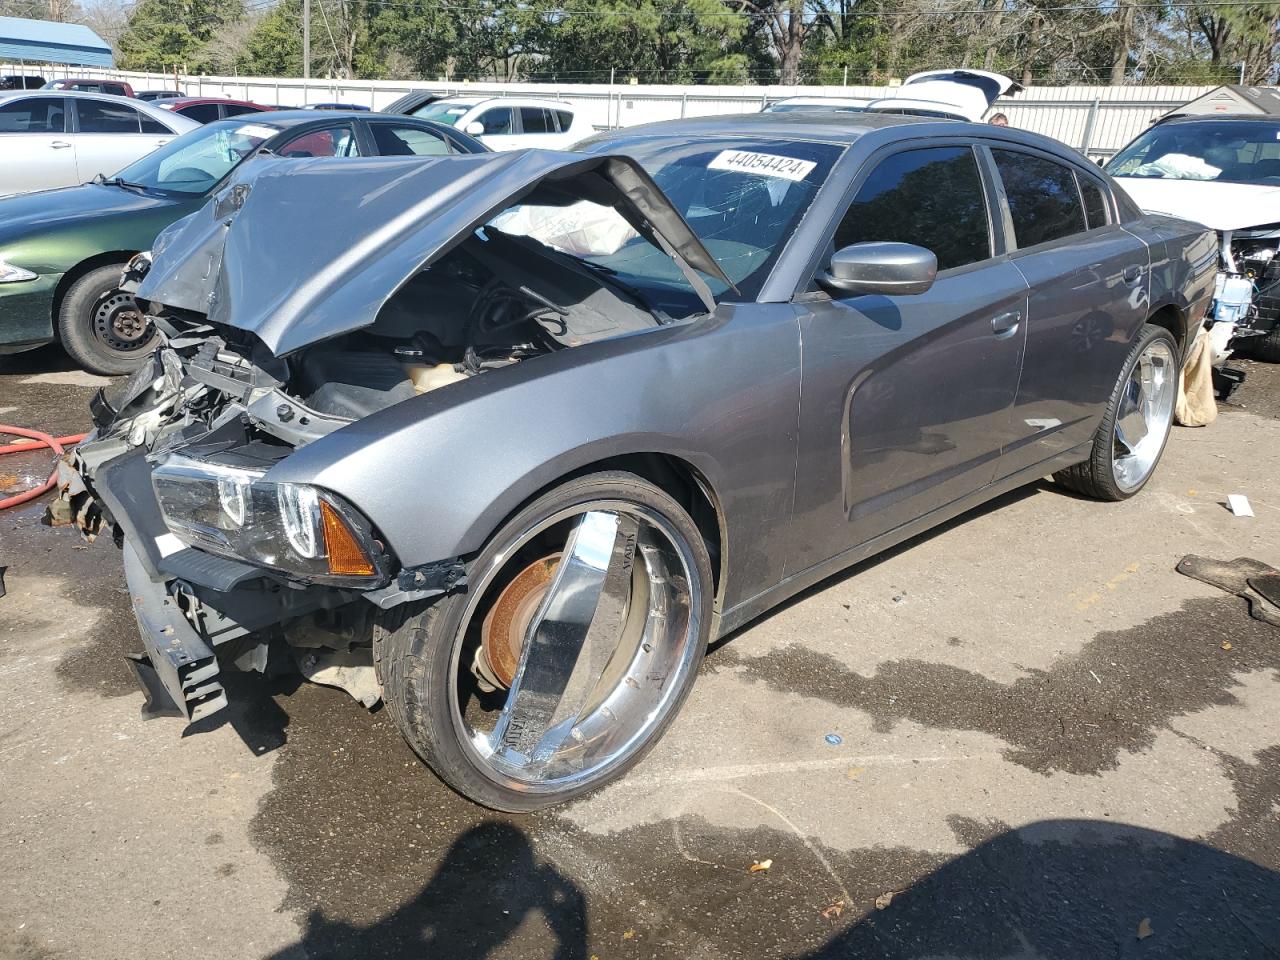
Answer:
[152, 97, 276, 124]
[41, 77, 135, 97]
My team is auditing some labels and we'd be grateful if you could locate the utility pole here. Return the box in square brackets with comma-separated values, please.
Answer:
[303, 0, 311, 81]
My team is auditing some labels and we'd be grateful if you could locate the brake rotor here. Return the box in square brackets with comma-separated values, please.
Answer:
[475, 553, 560, 691]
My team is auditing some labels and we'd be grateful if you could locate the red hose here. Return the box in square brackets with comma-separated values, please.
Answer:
[0, 426, 88, 510]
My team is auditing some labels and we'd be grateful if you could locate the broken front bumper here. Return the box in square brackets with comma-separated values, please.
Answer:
[122, 539, 227, 722]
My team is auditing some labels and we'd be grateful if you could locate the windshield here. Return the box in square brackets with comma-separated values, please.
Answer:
[413, 101, 476, 126]
[492, 136, 843, 315]
[112, 120, 278, 195]
[1107, 120, 1280, 185]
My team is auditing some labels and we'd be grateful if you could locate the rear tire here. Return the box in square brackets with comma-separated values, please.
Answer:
[373, 471, 713, 812]
[57, 264, 156, 376]
[1055, 323, 1179, 501]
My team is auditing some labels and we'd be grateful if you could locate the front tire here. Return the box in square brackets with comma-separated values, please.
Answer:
[1055, 323, 1179, 501]
[374, 471, 714, 812]
[57, 264, 157, 376]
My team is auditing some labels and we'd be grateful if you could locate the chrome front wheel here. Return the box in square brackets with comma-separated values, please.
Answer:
[375, 472, 712, 811]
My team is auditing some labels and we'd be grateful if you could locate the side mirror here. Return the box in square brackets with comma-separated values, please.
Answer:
[464, 121, 485, 137]
[818, 241, 937, 297]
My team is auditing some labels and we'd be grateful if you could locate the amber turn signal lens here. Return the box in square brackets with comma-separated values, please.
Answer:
[320, 499, 375, 576]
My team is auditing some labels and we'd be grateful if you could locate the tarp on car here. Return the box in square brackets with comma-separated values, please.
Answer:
[0, 16, 113, 67]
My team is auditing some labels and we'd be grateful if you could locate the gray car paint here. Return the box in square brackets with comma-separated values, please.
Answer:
[131, 115, 1213, 640]
[138, 150, 733, 356]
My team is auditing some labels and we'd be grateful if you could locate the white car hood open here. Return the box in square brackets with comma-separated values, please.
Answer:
[1114, 177, 1280, 232]
[866, 70, 1020, 122]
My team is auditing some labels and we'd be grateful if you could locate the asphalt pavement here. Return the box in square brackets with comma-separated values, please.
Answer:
[2, 344, 1278, 960]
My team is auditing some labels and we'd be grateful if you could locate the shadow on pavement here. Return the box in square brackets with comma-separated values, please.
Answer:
[801, 819, 1280, 960]
[0, 343, 78, 376]
[265, 821, 587, 960]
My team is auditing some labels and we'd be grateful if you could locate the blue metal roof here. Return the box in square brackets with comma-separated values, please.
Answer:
[0, 16, 113, 67]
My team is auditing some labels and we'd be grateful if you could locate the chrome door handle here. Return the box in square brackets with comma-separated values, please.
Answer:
[991, 310, 1021, 339]
[1123, 265, 1142, 284]
[50, 140, 71, 149]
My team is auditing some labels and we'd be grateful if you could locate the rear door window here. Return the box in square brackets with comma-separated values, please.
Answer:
[0, 97, 65, 132]
[992, 149, 1087, 247]
[181, 103, 221, 124]
[76, 99, 146, 133]
[519, 107, 554, 134]
[835, 145, 992, 271]
[222, 104, 260, 118]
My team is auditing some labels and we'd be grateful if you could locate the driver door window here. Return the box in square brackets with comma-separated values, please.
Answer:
[277, 125, 361, 158]
[834, 146, 992, 271]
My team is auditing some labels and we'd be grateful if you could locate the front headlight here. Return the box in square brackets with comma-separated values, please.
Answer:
[0, 259, 37, 283]
[152, 455, 385, 584]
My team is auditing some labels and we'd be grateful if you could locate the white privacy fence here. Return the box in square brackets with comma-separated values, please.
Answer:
[9, 62, 1216, 157]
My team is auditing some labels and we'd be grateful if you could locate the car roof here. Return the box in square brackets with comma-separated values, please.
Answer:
[592, 111, 1099, 166]
[435, 95, 572, 109]
[157, 96, 267, 106]
[1157, 113, 1280, 125]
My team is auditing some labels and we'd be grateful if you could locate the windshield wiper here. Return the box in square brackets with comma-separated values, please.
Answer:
[93, 173, 150, 193]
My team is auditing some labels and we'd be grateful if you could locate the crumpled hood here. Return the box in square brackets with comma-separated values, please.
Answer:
[138, 150, 732, 357]
[1113, 177, 1280, 232]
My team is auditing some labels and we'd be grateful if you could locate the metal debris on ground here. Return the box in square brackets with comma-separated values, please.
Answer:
[749, 859, 772, 873]
[1175, 556, 1280, 627]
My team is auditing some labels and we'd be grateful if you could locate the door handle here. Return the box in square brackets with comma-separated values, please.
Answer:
[1123, 265, 1143, 284]
[991, 309, 1021, 340]
[156, 139, 169, 146]
[50, 140, 71, 149]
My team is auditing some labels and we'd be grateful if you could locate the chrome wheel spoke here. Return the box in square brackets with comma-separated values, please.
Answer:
[488, 511, 641, 775]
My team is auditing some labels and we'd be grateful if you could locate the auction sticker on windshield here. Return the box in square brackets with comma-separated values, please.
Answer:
[709, 150, 817, 182]
[234, 123, 278, 140]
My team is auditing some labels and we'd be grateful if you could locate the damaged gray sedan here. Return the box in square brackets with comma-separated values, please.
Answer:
[57, 115, 1217, 810]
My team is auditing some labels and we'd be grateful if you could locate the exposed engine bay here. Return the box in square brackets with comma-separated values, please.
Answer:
[1207, 227, 1280, 364]
[52, 225, 672, 720]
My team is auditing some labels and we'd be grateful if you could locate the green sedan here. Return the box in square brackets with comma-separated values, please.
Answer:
[0, 111, 487, 373]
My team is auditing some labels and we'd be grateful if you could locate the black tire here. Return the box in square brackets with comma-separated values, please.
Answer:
[1237, 326, 1280, 363]
[57, 264, 157, 376]
[373, 471, 714, 812]
[1055, 323, 1180, 501]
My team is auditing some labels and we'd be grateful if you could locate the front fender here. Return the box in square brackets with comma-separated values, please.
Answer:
[267, 304, 803, 609]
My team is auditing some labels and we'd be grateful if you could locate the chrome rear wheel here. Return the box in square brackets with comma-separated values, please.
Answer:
[1112, 339, 1176, 493]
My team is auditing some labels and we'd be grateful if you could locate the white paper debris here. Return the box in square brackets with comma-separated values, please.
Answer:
[1227, 494, 1254, 518]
